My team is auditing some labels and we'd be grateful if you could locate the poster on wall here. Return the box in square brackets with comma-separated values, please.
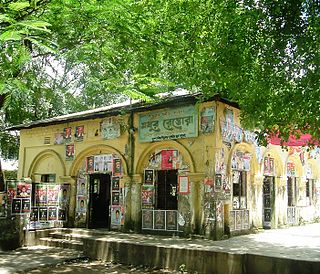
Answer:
[75, 125, 84, 141]
[178, 176, 190, 194]
[58, 208, 67, 221]
[7, 181, 16, 203]
[263, 157, 275, 175]
[111, 177, 120, 191]
[229, 210, 235, 231]
[111, 191, 120, 205]
[166, 210, 178, 231]
[113, 158, 121, 176]
[77, 178, 87, 195]
[141, 185, 154, 208]
[214, 174, 222, 192]
[59, 184, 70, 208]
[142, 210, 153, 229]
[35, 184, 47, 206]
[54, 133, 64, 145]
[0, 193, 7, 218]
[21, 198, 31, 213]
[111, 207, 121, 226]
[154, 210, 165, 230]
[30, 207, 39, 222]
[77, 196, 87, 213]
[161, 150, 179, 170]
[86, 156, 94, 173]
[103, 154, 113, 173]
[144, 169, 154, 185]
[39, 207, 48, 221]
[17, 182, 31, 198]
[63, 127, 72, 142]
[47, 184, 59, 206]
[200, 107, 215, 134]
[48, 207, 58, 221]
[66, 144, 75, 161]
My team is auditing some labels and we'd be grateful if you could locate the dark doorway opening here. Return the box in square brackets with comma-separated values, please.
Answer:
[156, 170, 178, 210]
[88, 174, 111, 228]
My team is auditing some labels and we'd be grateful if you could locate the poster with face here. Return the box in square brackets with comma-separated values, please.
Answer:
[142, 210, 153, 229]
[7, 181, 16, 203]
[64, 127, 72, 142]
[141, 185, 154, 208]
[66, 144, 75, 161]
[39, 207, 48, 221]
[200, 107, 215, 134]
[154, 210, 165, 230]
[113, 158, 121, 176]
[111, 191, 120, 206]
[111, 207, 121, 226]
[48, 207, 58, 221]
[166, 210, 178, 231]
[77, 196, 87, 213]
[54, 133, 64, 145]
[161, 150, 178, 170]
[47, 184, 59, 206]
[86, 156, 94, 174]
[30, 207, 39, 222]
[21, 198, 31, 213]
[58, 208, 67, 221]
[59, 184, 70, 208]
[112, 177, 120, 191]
[35, 184, 47, 206]
[75, 125, 84, 141]
[144, 169, 154, 185]
[17, 182, 31, 198]
[12, 198, 22, 214]
[94, 155, 102, 172]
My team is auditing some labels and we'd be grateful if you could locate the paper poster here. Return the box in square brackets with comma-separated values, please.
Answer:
[141, 185, 154, 207]
[21, 198, 31, 213]
[94, 155, 102, 172]
[142, 210, 153, 229]
[77, 196, 87, 213]
[7, 181, 16, 203]
[154, 210, 165, 230]
[111, 207, 121, 226]
[178, 176, 190, 194]
[77, 178, 87, 195]
[263, 157, 275, 175]
[30, 207, 39, 222]
[35, 184, 47, 206]
[101, 121, 121, 140]
[166, 210, 178, 231]
[113, 158, 121, 176]
[215, 174, 222, 191]
[48, 207, 58, 221]
[144, 169, 154, 185]
[59, 184, 70, 208]
[112, 177, 120, 191]
[58, 208, 67, 221]
[66, 144, 75, 161]
[86, 156, 94, 173]
[16, 182, 31, 198]
[111, 191, 120, 205]
[11, 198, 22, 215]
[47, 184, 59, 206]
[54, 133, 64, 145]
[39, 207, 48, 221]
[63, 127, 72, 142]
[75, 125, 84, 141]
[200, 107, 215, 134]
[161, 150, 178, 170]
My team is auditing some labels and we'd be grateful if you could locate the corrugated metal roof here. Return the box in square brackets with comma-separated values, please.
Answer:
[7, 93, 239, 130]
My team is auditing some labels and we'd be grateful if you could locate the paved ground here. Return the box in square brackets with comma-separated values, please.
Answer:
[1, 223, 320, 273]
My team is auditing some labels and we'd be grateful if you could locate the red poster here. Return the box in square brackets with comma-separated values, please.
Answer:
[161, 150, 177, 170]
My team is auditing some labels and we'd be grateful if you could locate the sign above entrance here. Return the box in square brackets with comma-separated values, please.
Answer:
[138, 105, 198, 142]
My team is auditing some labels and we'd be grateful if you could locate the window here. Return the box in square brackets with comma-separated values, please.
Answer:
[232, 171, 247, 209]
[155, 170, 178, 210]
[287, 177, 297, 206]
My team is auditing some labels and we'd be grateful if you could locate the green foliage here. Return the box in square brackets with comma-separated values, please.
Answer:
[4, 170, 17, 180]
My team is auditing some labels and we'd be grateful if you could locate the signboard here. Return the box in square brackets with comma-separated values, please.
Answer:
[138, 105, 198, 142]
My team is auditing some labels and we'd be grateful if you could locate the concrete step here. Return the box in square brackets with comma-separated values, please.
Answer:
[39, 237, 84, 251]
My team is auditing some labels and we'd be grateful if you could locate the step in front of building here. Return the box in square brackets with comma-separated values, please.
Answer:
[38, 236, 84, 251]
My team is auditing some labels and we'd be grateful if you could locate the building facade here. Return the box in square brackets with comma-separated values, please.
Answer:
[9, 94, 320, 239]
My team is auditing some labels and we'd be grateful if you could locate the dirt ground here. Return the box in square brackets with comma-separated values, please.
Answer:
[23, 258, 182, 274]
